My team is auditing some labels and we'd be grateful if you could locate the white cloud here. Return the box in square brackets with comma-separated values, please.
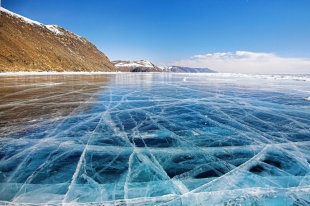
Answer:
[172, 51, 310, 74]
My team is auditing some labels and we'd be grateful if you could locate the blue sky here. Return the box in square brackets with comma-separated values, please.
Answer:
[2, 0, 310, 73]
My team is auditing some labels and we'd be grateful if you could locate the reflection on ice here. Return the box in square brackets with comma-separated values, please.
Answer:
[0, 73, 309, 205]
[0, 75, 110, 137]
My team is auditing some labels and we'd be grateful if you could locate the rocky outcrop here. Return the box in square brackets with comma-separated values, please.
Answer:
[0, 8, 116, 72]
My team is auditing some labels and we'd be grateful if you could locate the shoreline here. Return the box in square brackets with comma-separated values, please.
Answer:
[0, 71, 125, 76]
[0, 72, 309, 81]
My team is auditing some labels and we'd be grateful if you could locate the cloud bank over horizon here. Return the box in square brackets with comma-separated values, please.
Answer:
[172, 51, 310, 74]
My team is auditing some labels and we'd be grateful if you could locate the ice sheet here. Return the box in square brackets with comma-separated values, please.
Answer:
[0, 73, 309, 205]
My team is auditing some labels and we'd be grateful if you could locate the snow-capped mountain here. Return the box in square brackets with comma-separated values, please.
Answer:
[0, 7, 115, 72]
[112, 60, 217, 73]
[112, 60, 161, 72]
[160, 66, 216, 73]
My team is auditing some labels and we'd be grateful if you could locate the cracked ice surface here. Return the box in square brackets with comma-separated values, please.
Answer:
[0, 73, 310, 205]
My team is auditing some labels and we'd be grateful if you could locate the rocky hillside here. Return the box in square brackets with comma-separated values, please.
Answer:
[161, 66, 216, 73]
[0, 8, 115, 72]
[112, 60, 161, 72]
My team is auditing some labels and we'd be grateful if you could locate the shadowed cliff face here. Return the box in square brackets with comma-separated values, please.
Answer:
[0, 8, 116, 72]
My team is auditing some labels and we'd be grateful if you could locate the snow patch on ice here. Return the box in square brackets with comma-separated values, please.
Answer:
[37, 82, 63, 86]
[216, 73, 310, 82]
[261, 74, 310, 82]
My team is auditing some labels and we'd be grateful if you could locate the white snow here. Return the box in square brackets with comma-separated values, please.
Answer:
[0, 7, 44, 27]
[1, 7, 65, 36]
[207, 73, 310, 82]
[158, 66, 172, 71]
[260, 74, 310, 82]
[114, 60, 154, 68]
[46, 25, 64, 35]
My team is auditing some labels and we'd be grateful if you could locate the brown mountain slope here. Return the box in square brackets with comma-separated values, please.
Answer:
[0, 8, 116, 72]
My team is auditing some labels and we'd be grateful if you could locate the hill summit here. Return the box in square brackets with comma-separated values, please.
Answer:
[0, 8, 115, 72]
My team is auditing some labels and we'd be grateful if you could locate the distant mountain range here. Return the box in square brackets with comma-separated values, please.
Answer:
[0, 8, 115, 72]
[112, 60, 161, 72]
[112, 60, 217, 73]
[160, 66, 216, 73]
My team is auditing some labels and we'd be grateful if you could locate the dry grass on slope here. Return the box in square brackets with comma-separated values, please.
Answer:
[0, 10, 116, 72]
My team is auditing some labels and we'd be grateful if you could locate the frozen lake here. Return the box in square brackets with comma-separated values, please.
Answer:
[0, 73, 310, 205]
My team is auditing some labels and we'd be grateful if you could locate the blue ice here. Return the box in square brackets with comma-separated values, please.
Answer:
[0, 73, 309, 205]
